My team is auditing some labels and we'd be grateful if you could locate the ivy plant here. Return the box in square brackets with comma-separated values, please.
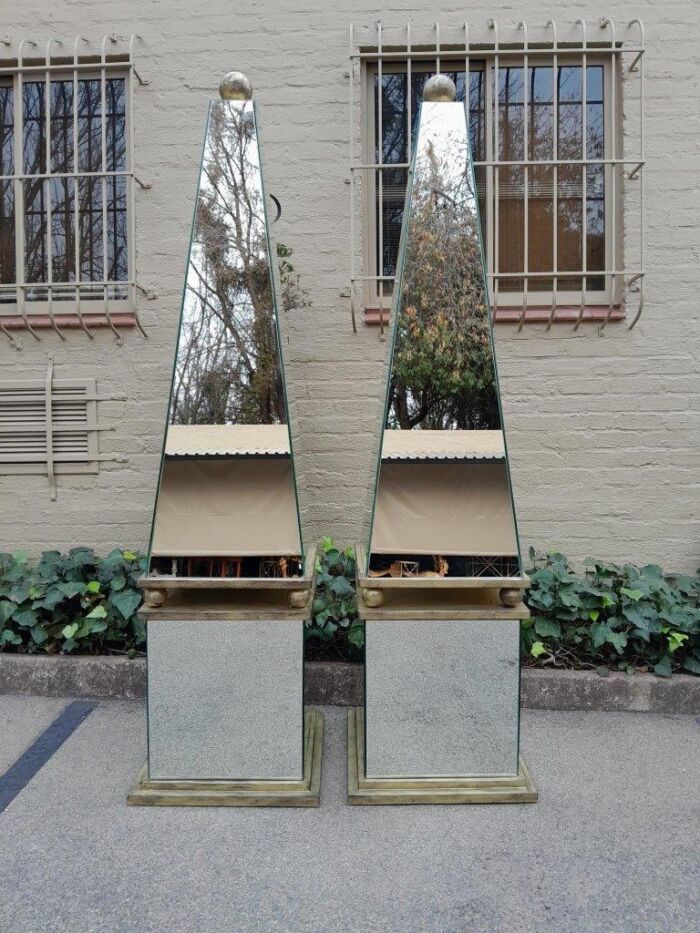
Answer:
[0, 548, 146, 655]
[1, 542, 698, 678]
[305, 537, 364, 657]
[522, 549, 700, 677]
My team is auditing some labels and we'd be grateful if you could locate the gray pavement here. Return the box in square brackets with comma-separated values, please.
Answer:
[0, 698, 698, 933]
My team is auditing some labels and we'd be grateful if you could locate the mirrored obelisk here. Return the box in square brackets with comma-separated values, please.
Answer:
[129, 73, 322, 807]
[351, 75, 536, 804]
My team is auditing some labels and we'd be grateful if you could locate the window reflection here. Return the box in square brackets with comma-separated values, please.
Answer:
[374, 63, 605, 297]
[388, 103, 498, 432]
[376, 69, 486, 283]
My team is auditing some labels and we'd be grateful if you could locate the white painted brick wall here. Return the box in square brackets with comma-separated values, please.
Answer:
[0, 2, 698, 572]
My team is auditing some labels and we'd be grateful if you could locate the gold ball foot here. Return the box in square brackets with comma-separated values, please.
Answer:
[362, 588, 384, 609]
[499, 587, 521, 608]
[289, 590, 309, 609]
[143, 588, 167, 609]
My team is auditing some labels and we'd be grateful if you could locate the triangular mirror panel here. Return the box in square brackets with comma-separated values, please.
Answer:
[148, 97, 302, 578]
[367, 92, 522, 581]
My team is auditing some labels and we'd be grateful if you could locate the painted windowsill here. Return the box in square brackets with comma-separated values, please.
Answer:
[363, 306, 626, 327]
[0, 311, 140, 331]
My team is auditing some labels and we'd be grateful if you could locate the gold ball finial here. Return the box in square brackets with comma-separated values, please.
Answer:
[423, 74, 457, 102]
[219, 71, 253, 100]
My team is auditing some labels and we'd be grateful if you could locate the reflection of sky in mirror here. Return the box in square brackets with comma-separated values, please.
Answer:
[169, 101, 285, 427]
[415, 102, 472, 201]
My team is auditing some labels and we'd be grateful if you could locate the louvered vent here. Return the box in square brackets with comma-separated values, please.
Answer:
[0, 382, 96, 471]
[0, 366, 124, 498]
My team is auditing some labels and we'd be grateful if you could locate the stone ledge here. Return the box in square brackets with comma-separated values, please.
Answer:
[0, 656, 697, 713]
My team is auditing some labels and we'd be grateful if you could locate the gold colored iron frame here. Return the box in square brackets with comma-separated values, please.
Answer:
[347, 708, 537, 805]
[129, 709, 323, 808]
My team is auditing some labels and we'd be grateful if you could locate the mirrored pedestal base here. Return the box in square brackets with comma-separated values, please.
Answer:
[347, 707, 536, 805]
[129, 708, 323, 807]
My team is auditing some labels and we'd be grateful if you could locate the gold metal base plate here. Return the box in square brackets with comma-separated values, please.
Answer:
[347, 707, 537, 805]
[128, 709, 323, 808]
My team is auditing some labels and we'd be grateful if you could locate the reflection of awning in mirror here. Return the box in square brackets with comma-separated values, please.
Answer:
[165, 423, 291, 458]
[382, 430, 505, 462]
[151, 458, 300, 557]
[371, 461, 517, 557]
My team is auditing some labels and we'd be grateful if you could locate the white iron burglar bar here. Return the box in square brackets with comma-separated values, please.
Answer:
[0, 34, 150, 344]
[347, 18, 645, 335]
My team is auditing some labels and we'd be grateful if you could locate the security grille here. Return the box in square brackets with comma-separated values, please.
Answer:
[347, 19, 645, 333]
[0, 35, 148, 340]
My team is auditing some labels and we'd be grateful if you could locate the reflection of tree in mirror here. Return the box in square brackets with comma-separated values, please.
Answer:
[388, 130, 500, 431]
[171, 103, 285, 425]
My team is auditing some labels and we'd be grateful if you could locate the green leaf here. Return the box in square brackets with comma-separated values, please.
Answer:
[0, 601, 14, 624]
[42, 587, 66, 611]
[122, 550, 138, 561]
[558, 590, 582, 609]
[109, 588, 141, 620]
[75, 620, 94, 638]
[534, 617, 561, 638]
[57, 582, 86, 599]
[588, 610, 600, 622]
[606, 631, 628, 654]
[86, 604, 107, 619]
[653, 656, 672, 678]
[62, 623, 79, 639]
[348, 624, 365, 649]
[667, 631, 688, 654]
[30, 625, 48, 645]
[85, 580, 101, 594]
[1, 629, 22, 646]
[329, 576, 354, 598]
[12, 608, 38, 628]
[682, 657, 700, 674]
[9, 585, 29, 604]
[110, 574, 127, 592]
[621, 587, 644, 601]
[530, 641, 547, 658]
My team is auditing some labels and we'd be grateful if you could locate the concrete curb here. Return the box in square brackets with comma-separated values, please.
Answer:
[0, 655, 697, 713]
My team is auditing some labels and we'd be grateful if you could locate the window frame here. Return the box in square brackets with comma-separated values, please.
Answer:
[0, 61, 134, 320]
[362, 53, 619, 316]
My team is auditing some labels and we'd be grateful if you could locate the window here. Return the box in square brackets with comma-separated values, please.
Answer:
[365, 58, 611, 313]
[0, 68, 130, 312]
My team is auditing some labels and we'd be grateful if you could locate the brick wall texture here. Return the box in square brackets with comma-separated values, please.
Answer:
[0, 2, 698, 571]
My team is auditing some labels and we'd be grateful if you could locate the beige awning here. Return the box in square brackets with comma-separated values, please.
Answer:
[371, 460, 518, 556]
[165, 423, 291, 457]
[151, 458, 301, 557]
[381, 429, 505, 461]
